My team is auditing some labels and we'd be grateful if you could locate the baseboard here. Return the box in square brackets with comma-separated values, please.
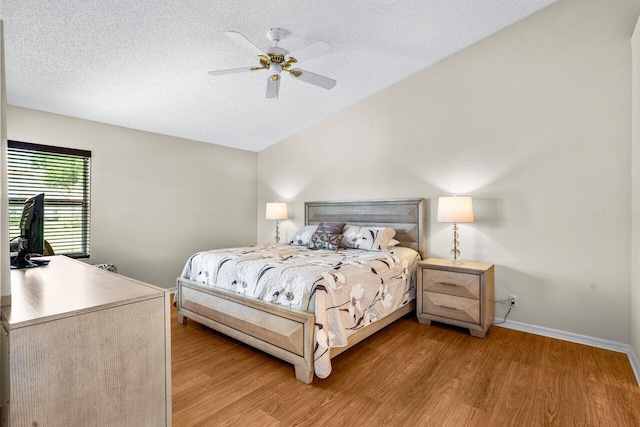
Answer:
[493, 318, 630, 352]
[493, 318, 640, 387]
[629, 348, 640, 388]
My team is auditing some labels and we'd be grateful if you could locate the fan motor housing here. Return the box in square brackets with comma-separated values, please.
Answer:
[269, 53, 285, 64]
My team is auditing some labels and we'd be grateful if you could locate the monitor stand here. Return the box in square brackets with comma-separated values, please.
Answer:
[11, 249, 46, 269]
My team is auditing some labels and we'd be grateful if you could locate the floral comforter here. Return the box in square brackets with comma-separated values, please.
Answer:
[180, 244, 419, 378]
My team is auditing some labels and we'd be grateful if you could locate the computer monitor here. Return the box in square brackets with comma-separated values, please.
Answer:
[11, 193, 46, 269]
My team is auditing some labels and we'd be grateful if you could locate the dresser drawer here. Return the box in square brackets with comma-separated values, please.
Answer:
[422, 291, 480, 324]
[422, 269, 480, 299]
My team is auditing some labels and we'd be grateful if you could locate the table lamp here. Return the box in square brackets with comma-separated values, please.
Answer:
[265, 202, 288, 243]
[437, 196, 474, 264]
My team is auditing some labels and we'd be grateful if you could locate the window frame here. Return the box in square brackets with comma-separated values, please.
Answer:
[8, 140, 91, 259]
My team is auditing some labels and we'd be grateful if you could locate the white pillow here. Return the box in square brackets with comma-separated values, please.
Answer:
[389, 238, 401, 247]
[289, 225, 318, 246]
[340, 226, 397, 251]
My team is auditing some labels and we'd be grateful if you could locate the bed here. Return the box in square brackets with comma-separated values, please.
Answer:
[175, 198, 426, 383]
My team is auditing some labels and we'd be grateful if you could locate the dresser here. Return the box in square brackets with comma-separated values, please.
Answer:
[416, 258, 494, 338]
[1, 256, 171, 426]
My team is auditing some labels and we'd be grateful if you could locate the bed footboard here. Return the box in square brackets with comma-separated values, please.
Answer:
[176, 277, 315, 383]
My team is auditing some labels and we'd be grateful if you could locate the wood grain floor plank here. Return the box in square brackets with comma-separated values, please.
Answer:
[488, 359, 545, 426]
[170, 299, 640, 426]
[222, 409, 281, 427]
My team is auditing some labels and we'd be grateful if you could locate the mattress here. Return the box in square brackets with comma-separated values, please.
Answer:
[180, 243, 420, 378]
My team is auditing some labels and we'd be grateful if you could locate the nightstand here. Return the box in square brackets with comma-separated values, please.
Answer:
[417, 258, 494, 338]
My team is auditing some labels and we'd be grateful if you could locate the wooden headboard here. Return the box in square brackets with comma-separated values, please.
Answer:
[305, 198, 426, 259]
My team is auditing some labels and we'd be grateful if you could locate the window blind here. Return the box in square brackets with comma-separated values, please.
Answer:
[8, 141, 91, 258]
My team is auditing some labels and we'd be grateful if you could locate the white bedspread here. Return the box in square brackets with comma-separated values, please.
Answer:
[180, 244, 419, 378]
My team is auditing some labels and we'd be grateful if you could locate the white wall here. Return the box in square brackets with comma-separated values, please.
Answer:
[632, 15, 640, 362]
[258, 0, 640, 343]
[8, 106, 257, 288]
[0, 21, 9, 305]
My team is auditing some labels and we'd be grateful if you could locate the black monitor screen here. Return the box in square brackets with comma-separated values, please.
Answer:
[11, 193, 46, 269]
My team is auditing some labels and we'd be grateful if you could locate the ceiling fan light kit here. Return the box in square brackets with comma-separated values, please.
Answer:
[209, 28, 336, 99]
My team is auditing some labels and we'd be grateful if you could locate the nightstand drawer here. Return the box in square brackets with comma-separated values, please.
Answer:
[422, 269, 480, 299]
[422, 292, 480, 324]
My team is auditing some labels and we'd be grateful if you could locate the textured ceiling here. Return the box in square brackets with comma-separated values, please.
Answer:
[1, 0, 556, 152]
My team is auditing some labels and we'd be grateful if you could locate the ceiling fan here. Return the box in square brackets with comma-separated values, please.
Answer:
[208, 28, 336, 99]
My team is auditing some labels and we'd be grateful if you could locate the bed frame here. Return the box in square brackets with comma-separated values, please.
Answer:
[175, 198, 426, 383]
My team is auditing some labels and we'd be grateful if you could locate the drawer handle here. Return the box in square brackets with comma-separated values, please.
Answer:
[438, 304, 459, 311]
[437, 282, 458, 287]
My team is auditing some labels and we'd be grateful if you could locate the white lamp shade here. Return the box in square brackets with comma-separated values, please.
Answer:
[437, 196, 474, 223]
[265, 202, 288, 220]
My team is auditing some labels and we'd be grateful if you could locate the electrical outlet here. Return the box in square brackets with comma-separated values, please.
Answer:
[509, 295, 518, 307]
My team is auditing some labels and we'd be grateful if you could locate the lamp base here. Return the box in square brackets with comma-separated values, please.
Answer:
[448, 223, 464, 264]
[274, 220, 281, 244]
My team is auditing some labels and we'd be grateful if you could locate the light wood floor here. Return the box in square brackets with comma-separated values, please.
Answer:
[171, 304, 640, 426]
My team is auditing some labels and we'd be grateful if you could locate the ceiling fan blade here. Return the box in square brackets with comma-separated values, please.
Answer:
[289, 69, 336, 90]
[224, 31, 265, 56]
[286, 41, 332, 64]
[265, 75, 280, 99]
[208, 67, 254, 76]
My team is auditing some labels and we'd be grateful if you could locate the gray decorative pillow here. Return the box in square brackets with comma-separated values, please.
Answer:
[308, 232, 342, 251]
[315, 221, 346, 235]
[289, 225, 318, 246]
[340, 226, 396, 251]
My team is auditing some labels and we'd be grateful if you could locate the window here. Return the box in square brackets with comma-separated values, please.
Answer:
[8, 141, 91, 258]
